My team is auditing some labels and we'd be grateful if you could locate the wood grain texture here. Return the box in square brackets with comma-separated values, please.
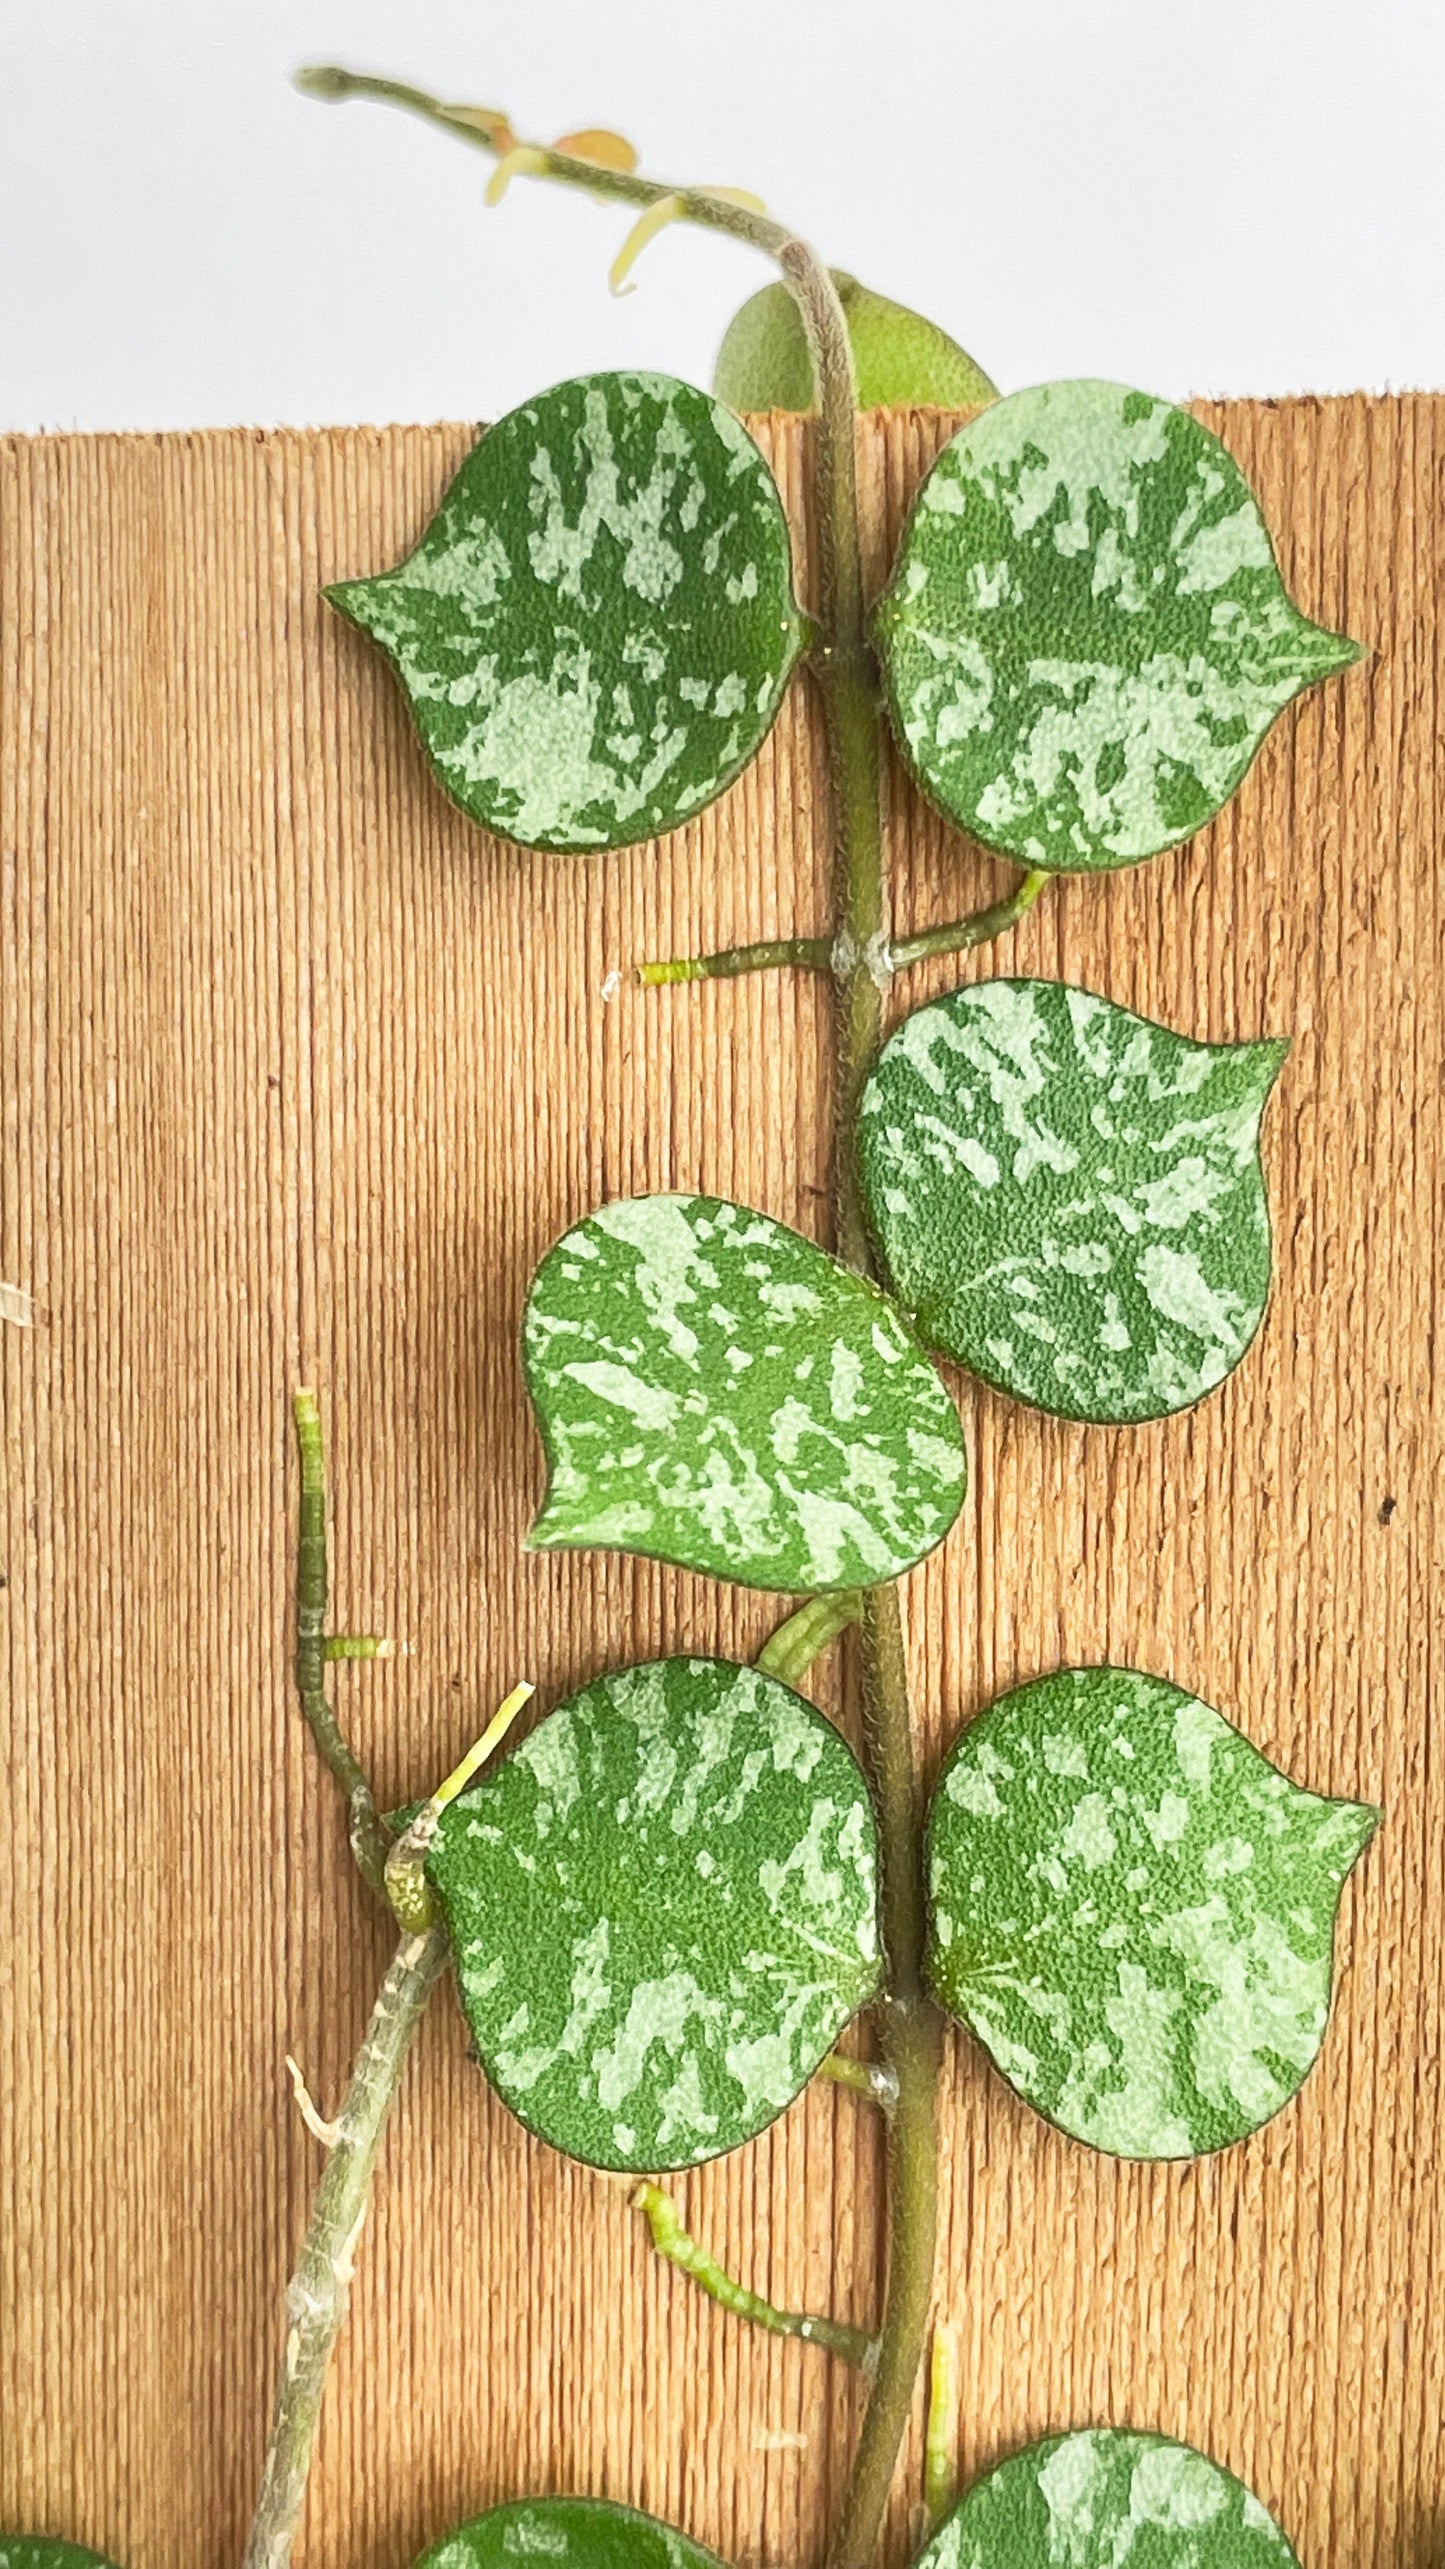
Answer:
[1, 401, 1440, 2569]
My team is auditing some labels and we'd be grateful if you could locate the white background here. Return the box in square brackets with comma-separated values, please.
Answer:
[2, 0, 1441, 435]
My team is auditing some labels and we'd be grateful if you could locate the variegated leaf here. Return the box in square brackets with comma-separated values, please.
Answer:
[428, 1655, 881, 2171]
[927, 1666, 1376, 2158]
[414, 2501, 724, 2569]
[918, 2431, 1300, 2569]
[328, 372, 804, 852]
[875, 379, 1360, 871]
[524, 1193, 966, 1592]
[0, 2547, 124, 2569]
[858, 978, 1286, 1423]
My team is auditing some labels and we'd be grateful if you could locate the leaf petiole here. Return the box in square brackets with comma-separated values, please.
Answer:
[634, 935, 831, 987]
[384, 1681, 536, 1931]
[888, 869, 1048, 971]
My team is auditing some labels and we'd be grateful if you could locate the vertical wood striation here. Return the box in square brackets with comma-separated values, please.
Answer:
[1, 401, 1440, 2569]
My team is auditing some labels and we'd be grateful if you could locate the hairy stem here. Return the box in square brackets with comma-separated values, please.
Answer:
[635, 933, 832, 986]
[322, 1632, 396, 1663]
[241, 1925, 449, 2569]
[783, 252, 945, 2569]
[830, 1591, 944, 2569]
[819, 2051, 899, 2110]
[757, 1590, 863, 1685]
[292, 1390, 391, 1894]
[889, 869, 1048, 972]
[297, 67, 810, 272]
[633, 2185, 875, 2370]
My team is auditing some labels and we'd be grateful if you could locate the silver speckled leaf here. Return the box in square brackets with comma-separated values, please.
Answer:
[524, 1193, 966, 1592]
[414, 2501, 725, 2569]
[928, 1666, 1376, 2158]
[919, 2431, 1300, 2569]
[327, 372, 804, 852]
[875, 380, 1361, 872]
[858, 978, 1287, 1424]
[0, 2549, 124, 2569]
[427, 1655, 881, 2171]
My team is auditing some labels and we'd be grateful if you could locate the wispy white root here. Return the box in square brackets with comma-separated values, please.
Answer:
[285, 2056, 345, 2151]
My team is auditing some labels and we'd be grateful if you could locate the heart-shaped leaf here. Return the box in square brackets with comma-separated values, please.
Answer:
[327, 372, 804, 853]
[875, 379, 1361, 872]
[858, 978, 1286, 1424]
[918, 2431, 1300, 2569]
[524, 1193, 966, 1591]
[414, 2501, 725, 2569]
[0, 2547, 124, 2569]
[927, 1666, 1376, 2158]
[427, 1654, 881, 2170]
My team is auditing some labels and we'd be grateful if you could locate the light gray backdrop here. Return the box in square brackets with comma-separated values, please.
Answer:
[2, 0, 1438, 432]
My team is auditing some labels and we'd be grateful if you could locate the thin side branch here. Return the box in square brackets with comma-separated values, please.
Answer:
[818, 2050, 898, 2111]
[383, 1680, 535, 1930]
[633, 2184, 875, 2370]
[297, 68, 804, 271]
[242, 1926, 449, 2569]
[889, 869, 1048, 972]
[323, 1633, 399, 1663]
[634, 874, 1048, 991]
[292, 1390, 392, 1895]
[635, 934, 831, 987]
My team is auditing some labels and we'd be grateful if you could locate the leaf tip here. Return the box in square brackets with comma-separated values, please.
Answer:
[323, 573, 388, 636]
[1340, 1796, 1381, 1864]
[522, 1504, 569, 1556]
[1253, 1031, 1292, 1090]
[1322, 621, 1368, 672]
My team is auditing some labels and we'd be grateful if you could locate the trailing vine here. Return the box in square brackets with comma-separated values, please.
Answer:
[2, 65, 1378, 2569]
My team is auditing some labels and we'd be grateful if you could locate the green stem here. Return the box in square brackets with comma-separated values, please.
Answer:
[757, 1590, 863, 1685]
[633, 2184, 875, 2370]
[889, 869, 1048, 972]
[923, 2324, 959, 2530]
[635, 934, 831, 987]
[819, 2051, 898, 2109]
[322, 1632, 394, 1663]
[296, 67, 809, 270]
[292, 1391, 391, 1895]
[782, 249, 945, 2569]
[241, 1926, 449, 2569]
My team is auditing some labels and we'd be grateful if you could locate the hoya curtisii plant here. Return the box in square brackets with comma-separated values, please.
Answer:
[1, 67, 1379, 2569]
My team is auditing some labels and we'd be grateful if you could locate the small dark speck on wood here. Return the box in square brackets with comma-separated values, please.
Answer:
[1379, 1496, 1397, 1525]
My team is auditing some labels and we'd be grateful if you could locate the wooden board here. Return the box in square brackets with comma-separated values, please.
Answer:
[1, 400, 1440, 2569]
